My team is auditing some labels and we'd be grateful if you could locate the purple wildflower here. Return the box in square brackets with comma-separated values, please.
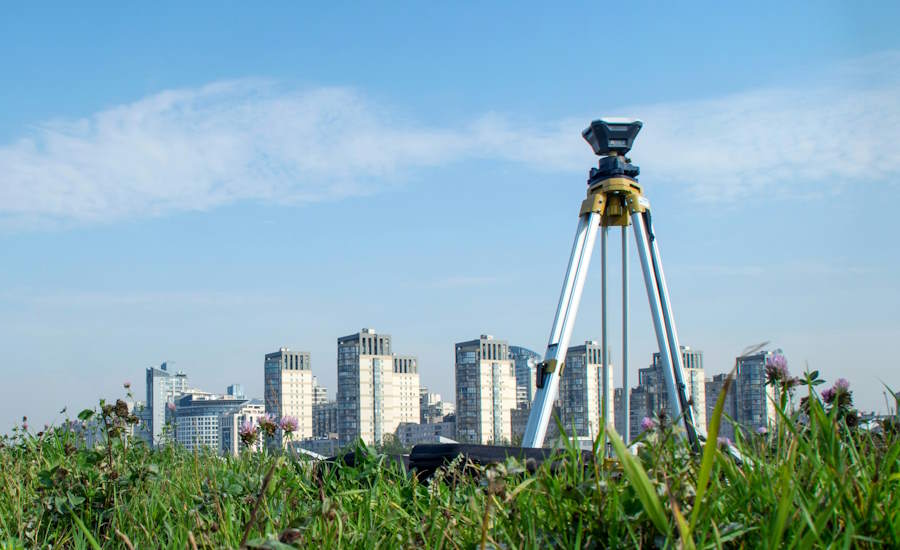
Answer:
[834, 378, 850, 392]
[22, 422, 28, 431]
[258, 413, 278, 437]
[238, 420, 258, 447]
[279, 415, 299, 434]
[756, 426, 768, 435]
[640, 416, 654, 432]
[821, 387, 836, 404]
[765, 353, 789, 383]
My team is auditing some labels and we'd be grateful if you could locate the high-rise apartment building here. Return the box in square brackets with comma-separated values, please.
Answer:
[705, 373, 737, 439]
[559, 341, 614, 440]
[454, 335, 517, 444]
[703, 349, 783, 437]
[509, 346, 542, 409]
[393, 355, 421, 429]
[336, 329, 420, 446]
[145, 362, 189, 446]
[628, 346, 705, 441]
[264, 348, 314, 445]
[629, 365, 665, 441]
[735, 350, 779, 433]
[655, 346, 707, 430]
[559, 341, 599, 439]
[613, 387, 626, 437]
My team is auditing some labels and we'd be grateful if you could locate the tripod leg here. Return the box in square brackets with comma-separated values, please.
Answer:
[621, 226, 629, 443]
[645, 213, 705, 443]
[630, 211, 693, 442]
[601, 225, 608, 428]
[523, 211, 602, 448]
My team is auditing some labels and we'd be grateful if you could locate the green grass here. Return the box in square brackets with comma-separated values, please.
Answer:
[1, 377, 898, 549]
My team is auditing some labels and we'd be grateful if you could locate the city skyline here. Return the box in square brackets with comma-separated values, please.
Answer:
[2, 3, 899, 433]
[109, 337, 802, 453]
[3, 315, 894, 436]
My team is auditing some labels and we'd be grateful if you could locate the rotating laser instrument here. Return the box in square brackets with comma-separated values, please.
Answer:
[522, 118, 703, 450]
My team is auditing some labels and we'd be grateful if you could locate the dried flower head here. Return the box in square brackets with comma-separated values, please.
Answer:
[166, 402, 176, 412]
[821, 387, 836, 404]
[258, 413, 278, 437]
[640, 416, 654, 432]
[834, 378, 850, 392]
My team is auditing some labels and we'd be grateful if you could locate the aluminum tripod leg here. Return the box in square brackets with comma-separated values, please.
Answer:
[646, 213, 705, 442]
[522, 211, 601, 448]
[601, 226, 609, 426]
[621, 227, 629, 443]
[631, 210, 700, 448]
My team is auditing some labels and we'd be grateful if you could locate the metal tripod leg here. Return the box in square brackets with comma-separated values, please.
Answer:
[631, 210, 700, 448]
[522, 211, 601, 448]
[601, 226, 608, 427]
[621, 227, 629, 443]
[647, 213, 704, 441]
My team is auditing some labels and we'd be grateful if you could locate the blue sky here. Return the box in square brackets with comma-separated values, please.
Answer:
[1, 2, 899, 432]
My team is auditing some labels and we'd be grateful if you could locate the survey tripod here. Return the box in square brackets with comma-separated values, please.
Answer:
[521, 119, 703, 450]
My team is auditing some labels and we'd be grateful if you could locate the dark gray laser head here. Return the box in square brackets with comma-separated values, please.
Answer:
[582, 118, 643, 156]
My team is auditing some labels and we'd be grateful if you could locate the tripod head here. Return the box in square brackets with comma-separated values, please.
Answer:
[583, 118, 642, 185]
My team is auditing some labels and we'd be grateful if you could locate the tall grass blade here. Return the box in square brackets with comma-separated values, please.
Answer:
[769, 439, 798, 549]
[690, 369, 734, 531]
[68, 510, 101, 550]
[606, 424, 669, 536]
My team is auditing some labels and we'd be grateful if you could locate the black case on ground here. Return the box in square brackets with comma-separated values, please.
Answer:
[408, 443, 593, 479]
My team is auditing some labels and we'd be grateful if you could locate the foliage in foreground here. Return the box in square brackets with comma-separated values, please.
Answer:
[1, 372, 898, 549]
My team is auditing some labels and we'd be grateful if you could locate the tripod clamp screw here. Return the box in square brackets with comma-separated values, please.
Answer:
[535, 359, 561, 389]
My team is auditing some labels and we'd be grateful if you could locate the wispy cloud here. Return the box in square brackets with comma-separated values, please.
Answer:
[682, 260, 876, 278]
[430, 275, 505, 289]
[0, 288, 282, 309]
[1, 52, 898, 226]
[630, 57, 900, 200]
